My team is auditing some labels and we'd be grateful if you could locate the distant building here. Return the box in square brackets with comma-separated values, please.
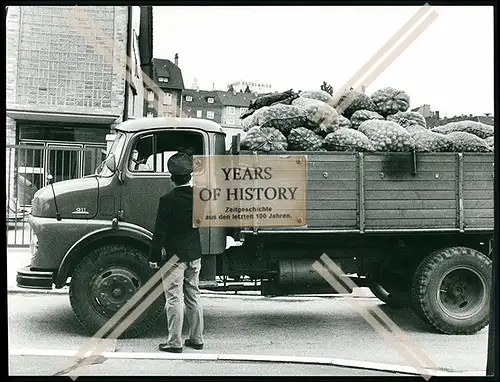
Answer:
[436, 114, 495, 128]
[217, 91, 257, 128]
[191, 77, 200, 91]
[411, 104, 433, 118]
[181, 89, 222, 123]
[180, 89, 256, 149]
[217, 90, 257, 149]
[412, 104, 494, 128]
[228, 79, 273, 94]
[144, 55, 185, 118]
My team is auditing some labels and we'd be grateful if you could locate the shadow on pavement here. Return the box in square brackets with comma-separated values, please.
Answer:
[31, 302, 90, 338]
[374, 304, 440, 334]
[14, 295, 438, 341]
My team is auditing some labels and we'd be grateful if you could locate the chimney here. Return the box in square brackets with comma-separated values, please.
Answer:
[435, 111, 440, 119]
[174, 53, 179, 66]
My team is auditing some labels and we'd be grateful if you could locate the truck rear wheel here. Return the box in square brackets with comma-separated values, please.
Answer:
[411, 246, 491, 335]
[69, 244, 165, 338]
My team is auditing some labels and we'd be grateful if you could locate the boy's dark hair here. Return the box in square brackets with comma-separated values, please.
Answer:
[171, 174, 191, 186]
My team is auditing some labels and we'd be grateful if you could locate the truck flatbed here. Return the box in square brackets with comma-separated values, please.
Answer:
[239, 151, 494, 234]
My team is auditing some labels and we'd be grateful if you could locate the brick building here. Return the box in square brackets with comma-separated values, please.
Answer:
[5, 5, 153, 206]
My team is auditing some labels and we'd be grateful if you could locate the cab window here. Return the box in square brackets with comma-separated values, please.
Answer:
[128, 131, 203, 174]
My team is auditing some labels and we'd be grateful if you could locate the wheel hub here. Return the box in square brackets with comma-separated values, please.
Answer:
[90, 267, 140, 315]
[437, 266, 486, 319]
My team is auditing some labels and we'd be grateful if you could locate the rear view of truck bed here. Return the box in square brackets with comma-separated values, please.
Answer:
[246, 151, 494, 233]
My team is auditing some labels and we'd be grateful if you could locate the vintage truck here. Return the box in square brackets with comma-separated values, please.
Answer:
[17, 117, 494, 338]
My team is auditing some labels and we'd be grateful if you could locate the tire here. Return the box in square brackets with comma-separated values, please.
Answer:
[368, 283, 411, 308]
[411, 246, 491, 335]
[69, 244, 166, 338]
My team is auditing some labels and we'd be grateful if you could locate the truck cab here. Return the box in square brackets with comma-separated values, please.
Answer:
[17, 118, 228, 337]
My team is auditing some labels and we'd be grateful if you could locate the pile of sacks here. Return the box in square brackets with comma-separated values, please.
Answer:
[239, 88, 494, 153]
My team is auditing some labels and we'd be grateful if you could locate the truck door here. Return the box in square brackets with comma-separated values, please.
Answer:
[119, 129, 210, 254]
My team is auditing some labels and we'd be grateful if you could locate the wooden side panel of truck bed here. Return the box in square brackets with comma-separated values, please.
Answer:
[242, 151, 494, 233]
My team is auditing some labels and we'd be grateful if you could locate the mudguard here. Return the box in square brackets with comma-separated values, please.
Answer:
[54, 222, 153, 288]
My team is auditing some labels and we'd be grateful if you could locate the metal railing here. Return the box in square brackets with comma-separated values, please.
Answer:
[6, 144, 105, 247]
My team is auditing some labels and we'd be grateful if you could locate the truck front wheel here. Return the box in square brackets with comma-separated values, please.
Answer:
[69, 244, 166, 338]
[411, 246, 491, 335]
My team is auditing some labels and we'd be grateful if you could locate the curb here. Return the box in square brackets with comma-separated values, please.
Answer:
[8, 288, 69, 295]
[8, 287, 377, 301]
[9, 348, 485, 377]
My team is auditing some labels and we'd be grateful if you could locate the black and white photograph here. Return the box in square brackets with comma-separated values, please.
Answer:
[5, 3, 496, 378]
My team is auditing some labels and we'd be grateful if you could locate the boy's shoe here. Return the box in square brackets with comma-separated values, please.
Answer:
[184, 339, 203, 350]
[159, 343, 183, 353]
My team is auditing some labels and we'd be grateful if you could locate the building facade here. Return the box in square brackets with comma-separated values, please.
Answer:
[144, 55, 185, 118]
[6, 5, 150, 206]
[217, 91, 256, 128]
[181, 89, 223, 123]
[411, 104, 494, 128]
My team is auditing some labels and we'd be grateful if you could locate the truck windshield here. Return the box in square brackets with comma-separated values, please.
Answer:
[95, 132, 126, 177]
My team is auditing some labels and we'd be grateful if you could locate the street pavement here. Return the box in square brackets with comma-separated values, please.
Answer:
[7, 247, 489, 377]
[10, 356, 408, 377]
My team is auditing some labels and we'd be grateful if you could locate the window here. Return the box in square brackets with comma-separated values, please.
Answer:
[185, 96, 193, 102]
[128, 131, 204, 173]
[225, 119, 235, 125]
[158, 77, 169, 83]
[129, 86, 137, 117]
[146, 112, 154, 118]
[163, 92, 172, 106]
[196, 110, 202, 118]
[207, 111, 214, 119]
[240, 107, 247, 115]
[147, 90, 154, 102]
[226, 106, 235, 114]
[207, 97, 214, 103]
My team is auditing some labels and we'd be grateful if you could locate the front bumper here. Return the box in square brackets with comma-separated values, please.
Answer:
[16, 266, 54, 289]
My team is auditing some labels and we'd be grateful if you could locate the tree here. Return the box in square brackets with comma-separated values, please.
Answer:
[227, 84, 234, 92]
[244, 85, 252, 93]
[320, 81, 333, 95]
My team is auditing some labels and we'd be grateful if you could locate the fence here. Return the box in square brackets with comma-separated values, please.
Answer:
[6, 144, 105, 247]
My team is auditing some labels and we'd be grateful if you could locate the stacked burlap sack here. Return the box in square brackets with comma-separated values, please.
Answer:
[239, 87, 494, 153]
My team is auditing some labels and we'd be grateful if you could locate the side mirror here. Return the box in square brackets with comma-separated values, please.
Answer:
[105, 154, 117, 173]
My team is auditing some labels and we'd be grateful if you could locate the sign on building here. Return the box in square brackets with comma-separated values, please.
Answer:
[193, 155, 307, 228]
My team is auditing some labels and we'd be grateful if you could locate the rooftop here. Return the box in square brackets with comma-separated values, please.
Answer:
[115, 117, 224, 133]
[152, 58, 185, 90]
[426, 114, 495, 128]
[215, 91, 257, 107]
[182, 89, 222, 107]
